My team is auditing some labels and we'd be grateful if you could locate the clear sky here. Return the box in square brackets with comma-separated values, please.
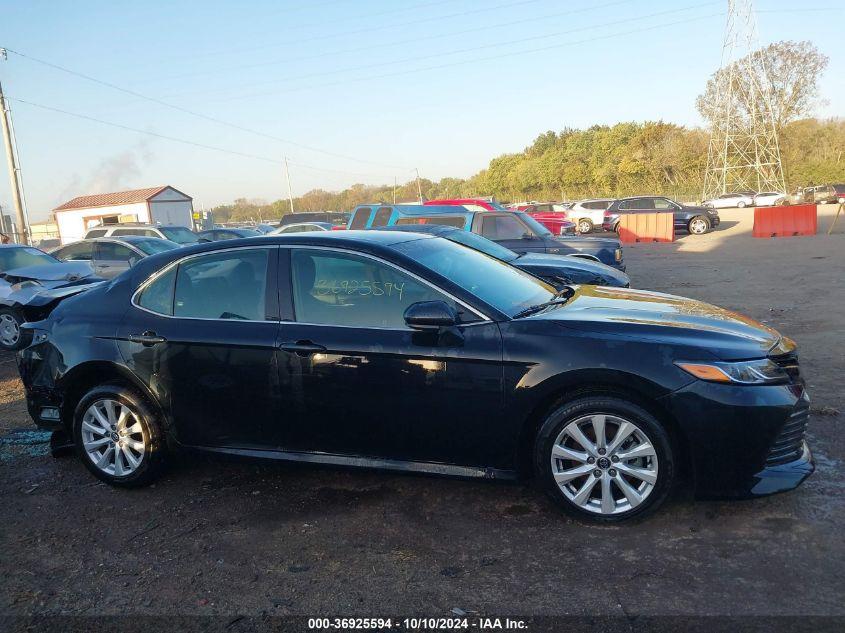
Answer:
[1, 0, 843, 221]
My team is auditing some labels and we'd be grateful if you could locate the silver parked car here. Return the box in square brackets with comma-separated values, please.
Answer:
[701, 192, 755, 209]
[51, 236, 179, 279]
[752, 191, 786, 207]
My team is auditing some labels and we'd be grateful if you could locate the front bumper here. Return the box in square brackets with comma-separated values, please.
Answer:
[661, 380, 813, 499]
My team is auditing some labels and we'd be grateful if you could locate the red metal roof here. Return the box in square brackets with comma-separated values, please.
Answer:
[54, 186, 189, 211]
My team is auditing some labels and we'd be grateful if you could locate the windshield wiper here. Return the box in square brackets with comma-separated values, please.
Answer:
[512, 288, 575, 319]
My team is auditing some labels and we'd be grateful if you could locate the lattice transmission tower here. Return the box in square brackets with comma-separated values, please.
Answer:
[702, 0, 785, 200]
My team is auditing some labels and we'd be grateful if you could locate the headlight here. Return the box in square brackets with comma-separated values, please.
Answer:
[614, 248, 622, 262]
[11, 280, 42, 291]
[675, 359, 789, 385]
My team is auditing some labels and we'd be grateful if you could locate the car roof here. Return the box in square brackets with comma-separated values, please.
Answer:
[0, 244, 37, 249]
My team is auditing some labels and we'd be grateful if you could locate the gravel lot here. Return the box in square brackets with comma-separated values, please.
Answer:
[1, 206, 843, 622]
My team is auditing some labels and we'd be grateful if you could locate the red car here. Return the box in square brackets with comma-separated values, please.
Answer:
[424, 199, 576, 235]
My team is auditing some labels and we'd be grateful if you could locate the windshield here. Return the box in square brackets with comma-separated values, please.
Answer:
[514, 212, 553, 237]
[159, 226, 200, 244]
[441, 229, 518, 262]
[0, 247, 59, 272]
[133, 239, 180, 255]
[391, 237, 555, 317]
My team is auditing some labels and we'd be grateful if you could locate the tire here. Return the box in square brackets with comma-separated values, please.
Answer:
[577, 218, 594, 234]
[737, 201, 746, 208]
[72, 384, 167, 487]
[688, 215, 710, 235]
[0, 307, 30, 351]
[534, 396, 674, 523]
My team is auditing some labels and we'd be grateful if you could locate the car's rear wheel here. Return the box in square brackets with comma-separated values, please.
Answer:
[737, 201, 746, 208]
[688, 215, 710, 234]
[73, 384, 166, 487]
[534, 396, 674, 522]
[577, 218, 593, 234]
[0, 308, 30, 351]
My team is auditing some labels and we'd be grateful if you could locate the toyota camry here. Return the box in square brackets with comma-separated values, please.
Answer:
[16, 232, 813, 522]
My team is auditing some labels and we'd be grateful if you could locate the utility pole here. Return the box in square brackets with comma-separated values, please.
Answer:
[284, 156, 294, 214]
[0, 49, 29, 244]
[415, 168, 422, 203]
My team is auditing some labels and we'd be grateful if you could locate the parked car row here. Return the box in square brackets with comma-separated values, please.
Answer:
[13, 228, 813, 523]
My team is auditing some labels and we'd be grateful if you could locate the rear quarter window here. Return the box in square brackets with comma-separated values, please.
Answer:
[349, 208, 372, 229]
[394, 216, 465, 228]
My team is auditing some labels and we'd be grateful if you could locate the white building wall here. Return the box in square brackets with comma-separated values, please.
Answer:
[148, 200, 193, 227]
[55, 202, 150, 244]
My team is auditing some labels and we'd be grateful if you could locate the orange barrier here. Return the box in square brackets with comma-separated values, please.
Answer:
[617, 212, 675, 243]
[752, 204, 817, 238]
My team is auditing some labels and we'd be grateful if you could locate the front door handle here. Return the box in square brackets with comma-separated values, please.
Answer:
[128, 332, 167, 346]
[279, 340, 327, 357]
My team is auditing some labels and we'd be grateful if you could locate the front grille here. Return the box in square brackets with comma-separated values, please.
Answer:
[766, 406, 809, 466]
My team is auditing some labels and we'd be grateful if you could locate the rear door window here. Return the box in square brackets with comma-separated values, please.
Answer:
[174, 249, 270, 320]
[349, 207, 372, 229]
[371, 207, 393, 227]
[54, 241, 94, 261]
[653, 198, 673, 210]
[86, 229, 107, 238]
[95, 242, 137, 263]
[480, 215, 531, 240]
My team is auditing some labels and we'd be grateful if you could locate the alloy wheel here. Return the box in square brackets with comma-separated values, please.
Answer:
[81, 398, 146, 476]
[690, 218, 708, 234]
[578, 220, 592, 233]
[0, 313, 20, 348]
[550, 413, 658, 516]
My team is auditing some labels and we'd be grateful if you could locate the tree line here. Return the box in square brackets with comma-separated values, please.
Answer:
[212, 116, 844, 222]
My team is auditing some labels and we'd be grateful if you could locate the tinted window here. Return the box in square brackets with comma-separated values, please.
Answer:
[0, 246, 58, 270]
[392, 238, 555, 318]
[137, 265, 177, 315]
[96, 242, 136, 262]
[371, 207, 393, 227]
[653, 198, 674, 210]
[349, 208, 372, 229]
[53, 242, 94, 261]
[291, 249, 454, 329]
[111, 228, 147, 237]
[394, 216, 465, 228]
[480, 215, 531, 240]
[85, 229, 107, 238]
[626, 198, 654, 210]
[174, 249, 269, 320]
[441, 229, 517, 262]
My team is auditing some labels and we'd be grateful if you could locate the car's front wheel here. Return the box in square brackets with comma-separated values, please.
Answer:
[534, 396, 674, 522]
[73, 384, 167, 487]
[737, 201, 746, 208]
[688, 215, 710, 234]
[0, 307, 30, 351]
[577, 218, 593, 234]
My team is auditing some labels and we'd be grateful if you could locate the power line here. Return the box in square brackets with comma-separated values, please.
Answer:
[152, 0, 639, 87]
[8, 97, 404, 182]
[0, 49, 410, 171]
[169, 1, 718, 101]
[147, 0, 636, 84]
[209, 10, 728, 103]
[165, 0, 545, 64]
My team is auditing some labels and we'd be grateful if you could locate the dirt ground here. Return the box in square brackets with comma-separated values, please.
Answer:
[1, 206, 843, 622]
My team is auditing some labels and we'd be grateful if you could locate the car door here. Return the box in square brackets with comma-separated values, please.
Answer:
[116, 246, 281, 448]
[93, 241, 140, 279]
[476, 213, 546, 254]
[272, 246, 506, 468]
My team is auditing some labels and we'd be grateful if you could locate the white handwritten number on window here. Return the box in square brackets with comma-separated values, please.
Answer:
[315, 279, 406, 300]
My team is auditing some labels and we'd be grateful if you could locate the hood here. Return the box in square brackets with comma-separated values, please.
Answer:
[531, 285, 781, 360]
[0, 261, 95, 283]
[516, 253, 629, 284]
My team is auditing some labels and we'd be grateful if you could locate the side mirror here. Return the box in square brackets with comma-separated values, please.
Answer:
[404, 300, 458, 331]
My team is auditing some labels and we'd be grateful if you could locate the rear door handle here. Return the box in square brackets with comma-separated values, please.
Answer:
[128, 332, 167, 346]
[279, 340, 327, 356]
